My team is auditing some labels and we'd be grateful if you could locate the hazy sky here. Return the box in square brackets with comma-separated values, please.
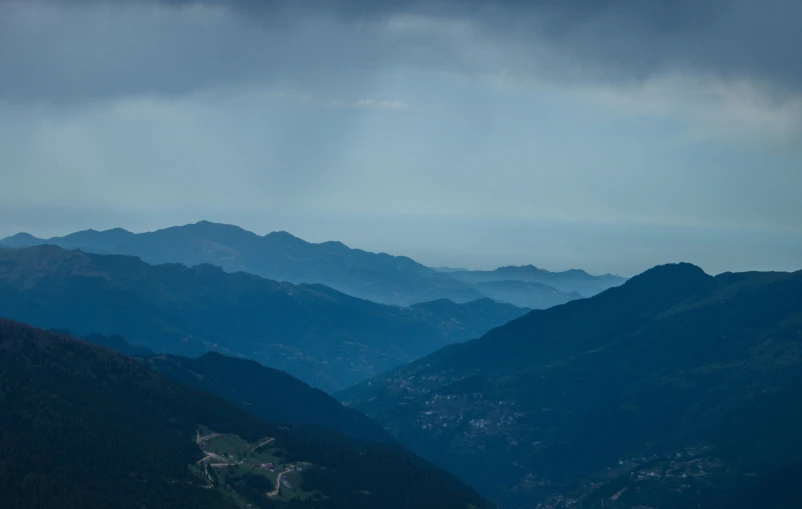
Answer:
[1, 0, 801, 276]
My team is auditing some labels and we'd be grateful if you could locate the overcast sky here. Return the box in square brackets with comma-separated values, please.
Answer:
[1, 0, 801, 276]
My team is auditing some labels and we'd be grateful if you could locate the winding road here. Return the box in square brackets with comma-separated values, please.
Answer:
[267, 469, 294, 497]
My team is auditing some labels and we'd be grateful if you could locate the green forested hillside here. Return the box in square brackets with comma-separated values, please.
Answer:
[0, 319, 493, 509]
[340, 264, 802, 508]
[70, 331, 393, 443]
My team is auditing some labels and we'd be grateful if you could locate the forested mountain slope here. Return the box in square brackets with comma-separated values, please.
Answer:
[145, 352, 394, 444]
[74, 331, 392, 443]
[0, 319, 494, 509]
[339, 264, 802, 508]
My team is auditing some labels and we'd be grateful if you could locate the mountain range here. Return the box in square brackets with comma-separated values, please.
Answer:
[448, 265, 626, 298]
[2, 233, 799, 508]
[0, 245, 526, 391]
[0, 221, 624, 307]
[0, 318, 494, 509]
[338, 263, 802, 508]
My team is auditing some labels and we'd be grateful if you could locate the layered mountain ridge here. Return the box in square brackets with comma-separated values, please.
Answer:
[0, 245, 527, 391]
[1, 221, 624, 308]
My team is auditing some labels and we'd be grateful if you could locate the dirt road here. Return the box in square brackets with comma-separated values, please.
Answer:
[251, 437, 275, 451]
[267, 469, 293, 497]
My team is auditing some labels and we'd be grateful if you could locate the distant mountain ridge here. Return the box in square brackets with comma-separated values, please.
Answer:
[469, 280, 583, 309]
[0, 245, 527, 391]
[1, 222, 481, 306]
[339, 263, 802, 508]
[449, 264, 626, 297]
[1, 221, 623, 307]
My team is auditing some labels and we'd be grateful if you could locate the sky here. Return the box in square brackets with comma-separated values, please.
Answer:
[1, 0, 801, 276]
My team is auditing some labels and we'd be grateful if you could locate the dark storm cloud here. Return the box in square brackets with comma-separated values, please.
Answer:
[1, 0, 801, 103]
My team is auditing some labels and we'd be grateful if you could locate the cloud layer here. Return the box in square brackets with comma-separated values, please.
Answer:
[1, 0, 800, 274]
[3, 0, 801, 99]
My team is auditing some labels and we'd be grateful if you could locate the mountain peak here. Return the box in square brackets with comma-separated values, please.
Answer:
[321, 240, 348, 248]
[104, 227, 131, 233]
[186, 220, 246, 232]
[561, 268, 590, 276]
[0, 232, 43, 247]
[264, 230, 307, 244]
[632, 262, 707, 280]
[266, 230, 298, 238]
[622, 262, 711, 295]
[4, 232, 39, 240]
[495, 264, 549, 274]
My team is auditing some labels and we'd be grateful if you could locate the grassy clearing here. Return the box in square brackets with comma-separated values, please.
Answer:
[197, 428, 317, 505]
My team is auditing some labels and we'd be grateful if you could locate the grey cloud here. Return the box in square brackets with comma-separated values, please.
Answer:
[1, 0, 801, 103]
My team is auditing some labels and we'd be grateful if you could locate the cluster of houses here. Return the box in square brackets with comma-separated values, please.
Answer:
[253, 462, 307, 473]
[255, 462, 275, 472]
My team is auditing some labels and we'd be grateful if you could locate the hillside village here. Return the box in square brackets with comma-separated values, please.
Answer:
[535, 444, 741, 509]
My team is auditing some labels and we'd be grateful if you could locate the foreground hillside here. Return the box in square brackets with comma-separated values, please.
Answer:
[0, 221, 611, 307]
[339, 264, 802, 508]
[0, 319, 494, 509]
[73, 331, 392, 443]
[0, 245, 525, 391]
